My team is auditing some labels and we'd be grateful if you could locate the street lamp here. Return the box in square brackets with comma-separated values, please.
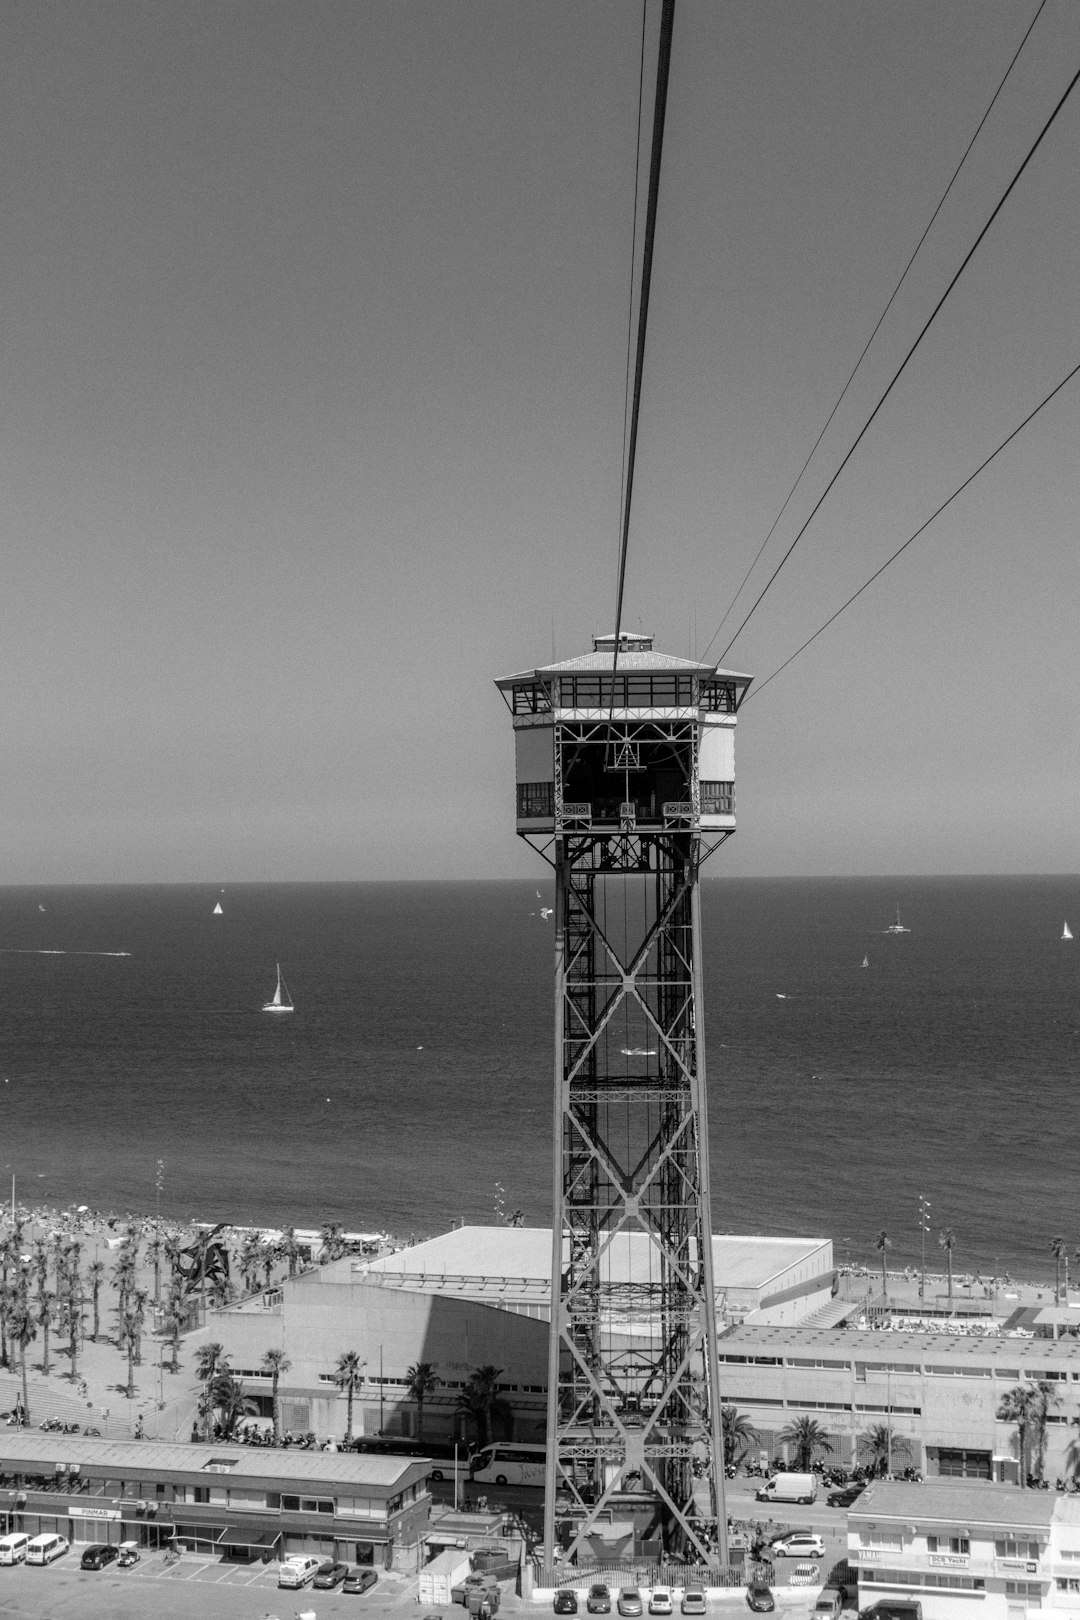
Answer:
[919, 1196, 931, 1303]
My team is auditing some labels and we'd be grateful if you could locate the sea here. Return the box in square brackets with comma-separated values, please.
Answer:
[0, 875, 1077, 1285]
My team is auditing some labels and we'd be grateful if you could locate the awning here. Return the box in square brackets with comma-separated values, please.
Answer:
[217, 1525, 282, 1550]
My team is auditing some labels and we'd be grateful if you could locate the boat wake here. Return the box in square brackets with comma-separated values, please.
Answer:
[0, 948, 131, 957]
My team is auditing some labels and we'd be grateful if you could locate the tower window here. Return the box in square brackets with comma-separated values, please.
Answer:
[517, 783, 554, 818]
[700, 781, 733, 814]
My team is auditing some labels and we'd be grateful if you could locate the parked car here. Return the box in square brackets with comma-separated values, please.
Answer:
[649, 1589, 672, 1617]
[116, 1541, 140, 1568]
[314, 1559, 350, 1589]
[618, 1590, 644, 1618]
[278, 1555, 321, 1588]
[588, 1586, 612, 1615]
[555, 1593, 579, 1615]
[827, 1484, 865, 1509]
[814, 1587, 845, 1618]
[681, 1590, 707, 1616]
[770, 1533, 825, 1559]
[344, 1566, 379, 1594]
[745, 1586, 775, 1613]
[80, 1543, 119, 1571]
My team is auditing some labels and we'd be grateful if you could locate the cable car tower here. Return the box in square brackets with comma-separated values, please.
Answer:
[497, 633, 751, 1565]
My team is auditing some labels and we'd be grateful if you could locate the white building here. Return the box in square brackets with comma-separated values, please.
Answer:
[847, 1479, 1080, 1620]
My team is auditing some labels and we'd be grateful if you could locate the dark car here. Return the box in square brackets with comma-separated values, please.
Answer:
[80, 1543, 119, 1571]
[746, 1586, 775, 1613]
[827, 1484, 865, 1509]
[314, 1559, 350, 1589]
[555, 1593, 579, 1615]
[588, 1585, 612, 1614]
[343, 1566, 380, 1594]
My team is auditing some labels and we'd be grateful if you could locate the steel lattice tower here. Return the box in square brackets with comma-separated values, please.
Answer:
[497, 633, 751, 1566]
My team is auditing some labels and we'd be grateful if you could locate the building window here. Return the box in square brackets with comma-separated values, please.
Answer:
[997, 1540, 1040, 1560]
[700, 781, 733, 815]
[517, 782, 554, 818]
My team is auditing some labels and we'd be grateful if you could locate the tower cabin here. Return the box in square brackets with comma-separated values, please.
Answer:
[496, 631, 752, 837]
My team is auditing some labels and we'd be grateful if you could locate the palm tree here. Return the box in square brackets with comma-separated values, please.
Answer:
[334, 1350, 367, 1441]
[195, 1342, 227, 1439]
[240, 1232, 261, 1293]
[87, 1260, 105, 1342]
[320, 1223, 345, 1263]
[9, 1300, 35, 1425]
[455, 1366, 512, 1451]
[720, 1405, 760, 1468]
[66, 1274, 83, 1380]
[36, 1290, 54, 1376]
[207, 1369, 257, 1439]
[997, 1383, 1042, 1487]
[261, 1241, 276, 1290]
[1051, 1236, 1067, 1302]
[145, 1232, 163, 1305]
[1029, 1380, 1059, 1484]
[406, 1362, 440, 1441]
[261, 1347, 292, 1443]
[875, 1230, 891, 1302]
[164, 1290, 187, 1373]
[128, 1288, 148, 1365]
[32, 1237, 48, 1298]
[776, 1415, 832, 1470]
[858, 1422, 911, 1477]
[279, 1226, 300, 1279]
[939, 1229, 955, 1307]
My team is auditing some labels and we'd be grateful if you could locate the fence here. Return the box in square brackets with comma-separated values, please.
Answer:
[536, 1562, 747, 1589]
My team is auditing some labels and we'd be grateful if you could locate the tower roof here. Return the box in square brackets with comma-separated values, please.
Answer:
[497, 632, 751, 688]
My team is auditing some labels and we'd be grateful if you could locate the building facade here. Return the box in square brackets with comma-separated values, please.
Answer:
[0, 1433, 430, 1566]
[846, 1478, 1080, 1620]
[715, 1324, 1080, 1481]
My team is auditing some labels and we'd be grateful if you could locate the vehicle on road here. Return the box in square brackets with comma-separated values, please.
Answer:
[555, 1592, 579, 1614]
[649, 1588, 672, 1616]
[80, 1543, 119, 1571]
[681, 1590, 706, 1616]
[814, 1586, 845, 1618]
[618, 1590, 643, 1617]
[745, 1585, 775, 1613]
[278, 1554, 321, 1587]
[827, 1484, 865, 1508]
[0, 1533, 29, 1565]
[27, 1534, 68, 1565]
[469, 1442, 546, 1487]
[770, 1533, 826, 1559]
[588, 1585, 612, 1614]
[344, 1566, 380, 1594]
[755, 1472, 818, 1505]
[314, 1558, 350, 1588]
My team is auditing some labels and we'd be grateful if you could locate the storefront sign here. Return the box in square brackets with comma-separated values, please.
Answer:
[70, 1506, 122, 1521]
[929, 1555, 969, 1568]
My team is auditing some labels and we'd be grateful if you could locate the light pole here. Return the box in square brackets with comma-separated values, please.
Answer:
[919, 1196, 931, 1303]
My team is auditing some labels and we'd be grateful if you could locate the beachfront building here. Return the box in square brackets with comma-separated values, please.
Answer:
[713, 1322, 1080, 1482]
[0, 1432, 429, 1567]
[207, 1226, 833, 1444]
[846, 1477, 1080, 1620]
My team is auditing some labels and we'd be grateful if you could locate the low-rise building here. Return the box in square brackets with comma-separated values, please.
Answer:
[848, 1478, 1068, 1620]
[0, 1433, 429, 1567]
[714, 1323, 1080, 1481]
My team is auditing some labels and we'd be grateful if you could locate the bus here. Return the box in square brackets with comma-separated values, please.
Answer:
[468, 1443, 547, 1487]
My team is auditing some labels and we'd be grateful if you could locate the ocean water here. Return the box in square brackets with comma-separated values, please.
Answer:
[0, 876, 1077, 1283]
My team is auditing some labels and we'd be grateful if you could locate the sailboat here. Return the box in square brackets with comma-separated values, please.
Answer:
[262, 964, 294, 1013]
[861, 955, 869, 968]
[885, 905, 910, 934]
[1064, 922, 1073, 941]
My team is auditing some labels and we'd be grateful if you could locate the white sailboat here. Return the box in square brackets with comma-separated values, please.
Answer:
[262, 964, 294, 1013]
[213, 901, 223, 915]
[861, 955, 869, 968]
[1064, 921, 1073, 941]
[885, 905, 910, 934]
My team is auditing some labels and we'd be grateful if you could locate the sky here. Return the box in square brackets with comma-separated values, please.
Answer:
[1, 0, 1078, 883]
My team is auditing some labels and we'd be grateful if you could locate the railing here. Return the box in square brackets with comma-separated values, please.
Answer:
[538, 1562, 746, 1589]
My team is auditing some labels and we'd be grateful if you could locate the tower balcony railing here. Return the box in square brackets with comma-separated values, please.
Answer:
[558, 799, 699, 831]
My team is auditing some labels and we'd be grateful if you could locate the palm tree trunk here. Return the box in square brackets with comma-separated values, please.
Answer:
[346, 1384, 354, 1440]
[20, 1344, 30, 1425]
[947, 1253, 953, 1305]
[42, 1320, 49, 1376]
[92, 1285, 100, 1342]
[417, 1395, 425, 1441]
[272, 1372, 280, 1444]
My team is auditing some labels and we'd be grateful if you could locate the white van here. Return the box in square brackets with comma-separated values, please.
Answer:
[0, 1532, 29, 1565]
[27, 1533, 69, 1565]
[278, 1555, 321, 1588]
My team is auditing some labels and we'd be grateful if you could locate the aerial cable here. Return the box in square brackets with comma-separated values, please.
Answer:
[743, 355, 1080, 705]
[717, 52, 1080, 665]
[700, 0, 1048, 663]
[615, 5, 649, 606]
[610, 0, 676, 711]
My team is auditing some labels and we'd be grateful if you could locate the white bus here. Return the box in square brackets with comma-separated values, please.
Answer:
[469, 1442, 546, 1488]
